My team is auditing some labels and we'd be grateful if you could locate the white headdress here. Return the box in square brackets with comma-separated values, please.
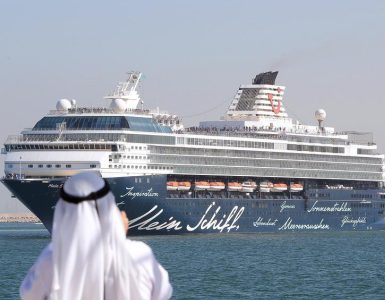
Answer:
[50, 172, 141, 300]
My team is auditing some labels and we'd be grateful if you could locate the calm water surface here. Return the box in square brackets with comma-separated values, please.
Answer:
[1, 223, 385, 299]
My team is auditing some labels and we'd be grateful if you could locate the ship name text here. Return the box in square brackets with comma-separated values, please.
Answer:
[278, 217, 330, 230]
[186, 202, 244, 233]
[280, 201, 296, 213]
[120, 187, 159, 200]
[307, 201, 351, 213]
[48, 184, 63, 188]
[253, 217, 278, 227]
[128, 202, 244, 233]
[341, 216, 366, 227]
[129, 206, 183, 231]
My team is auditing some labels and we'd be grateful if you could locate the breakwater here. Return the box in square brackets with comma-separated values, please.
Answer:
[0, 213, 40, 223]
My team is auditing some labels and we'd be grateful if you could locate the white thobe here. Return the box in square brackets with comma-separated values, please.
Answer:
[20, 240, 172, 300]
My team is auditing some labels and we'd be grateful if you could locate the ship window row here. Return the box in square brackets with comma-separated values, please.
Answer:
[109, 164, 147, 169]
[149, 155, 382, 173]
[109, 155, 146, 161]
[5, 143, 117, 151]
[287, 144, 344, 154]
[127, 134, 175, 145]
[287, 136, 347, 146]
[22, 132, 172, 147]
[357, 148, 375, 155]
[185, 137, 274, 149]
[130, 145, 146, 150]
[170, 165, 382, 181]
[11, 163, 96, 169]
[182, 128, 350, 146]
[33, 116, 130, 130]
[8, 164, 73, 169]
[21, 132, 174, 146]
[148, 146, 382, 165]
[107, 164, 172, 170]
[22, 133, 125, 142]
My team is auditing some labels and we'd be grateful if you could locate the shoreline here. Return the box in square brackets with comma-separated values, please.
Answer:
[0, 213, 41, 223]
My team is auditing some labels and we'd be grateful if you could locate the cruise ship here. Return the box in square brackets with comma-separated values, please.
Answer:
[2, 71, 385, 234]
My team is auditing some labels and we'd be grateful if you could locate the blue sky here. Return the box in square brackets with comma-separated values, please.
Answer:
[1, 0, 384, 212]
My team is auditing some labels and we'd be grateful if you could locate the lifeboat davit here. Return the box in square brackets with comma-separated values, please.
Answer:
[259, 181, 273, 193]
[209, 181, 225, 191]
[271, 183, 288, 193]
[227, 182, 242, 192]
[178, 181, 191, 191]
[167, 181, 178, 191]
[195, 181, 210, 190]
[290, 183, 304, 192]
[241, 181, 257, 192]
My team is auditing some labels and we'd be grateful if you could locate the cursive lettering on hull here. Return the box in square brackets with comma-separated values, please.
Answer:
[128, 202, 244, 233]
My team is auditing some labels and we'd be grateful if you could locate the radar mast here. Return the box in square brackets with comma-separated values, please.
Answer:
[104, 71, 143, 111]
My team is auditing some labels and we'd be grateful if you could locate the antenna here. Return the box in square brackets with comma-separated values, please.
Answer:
[315, 109, 326, 130]
[104, 71, 142, 111]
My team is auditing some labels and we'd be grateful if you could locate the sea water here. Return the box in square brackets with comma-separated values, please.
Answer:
[1, 223, 385, 300]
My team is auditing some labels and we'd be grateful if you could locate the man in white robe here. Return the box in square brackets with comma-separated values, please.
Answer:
[20, 171, 172, 300]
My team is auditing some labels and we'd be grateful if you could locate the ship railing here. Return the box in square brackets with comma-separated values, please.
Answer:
[4, 134, 127, 143]
[179, 128, 380, 147]
[178, 128, 349, 145]
[5, 135, 24, 143]
[182, 127, 338, 136]
[47, 107, 151, 115]
[29, 127, 127, 132]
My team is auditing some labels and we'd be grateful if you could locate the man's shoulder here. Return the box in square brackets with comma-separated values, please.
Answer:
[126, 239, 153, 252]
[125, 239, 154, 258]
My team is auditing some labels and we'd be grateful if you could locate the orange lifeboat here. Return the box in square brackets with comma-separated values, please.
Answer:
[209, 181, 225, 191]
[178, 181, 191, 191]
[290, 183, 303, 192]
[195, 181, 210, 190]
[271, 183, 288, 192]
[227, 182, 242, 192]
[167, 181, 178, 191]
